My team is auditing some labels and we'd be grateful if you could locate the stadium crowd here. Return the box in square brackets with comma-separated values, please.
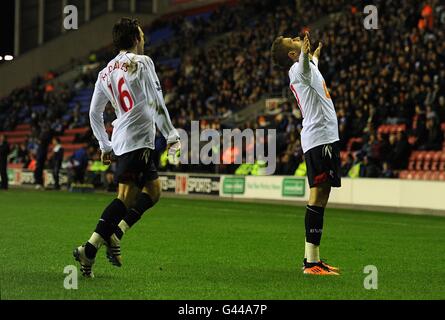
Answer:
[0, 0, 444, 190]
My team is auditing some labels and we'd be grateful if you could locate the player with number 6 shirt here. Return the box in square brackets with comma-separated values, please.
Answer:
[73, 17, 180, 277]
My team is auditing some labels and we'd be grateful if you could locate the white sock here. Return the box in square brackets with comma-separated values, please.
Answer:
[88, 232, 105, 249]
[305, 241, 320, 263]
[118, 220, 130, 234]
[304, 239, 307, 259]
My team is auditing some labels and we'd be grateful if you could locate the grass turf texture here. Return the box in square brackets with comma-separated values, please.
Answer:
[1, 189, 444, 300]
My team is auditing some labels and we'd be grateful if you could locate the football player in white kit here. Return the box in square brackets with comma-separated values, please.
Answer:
[271, 32, 341, 275]
[73, 18, 180, 277]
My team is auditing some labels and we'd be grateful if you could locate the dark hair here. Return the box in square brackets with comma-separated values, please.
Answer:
[271, 36, 292, 69]
[112, 18, 141, 51]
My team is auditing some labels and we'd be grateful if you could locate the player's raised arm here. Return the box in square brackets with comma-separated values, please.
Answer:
[296, 32, 312, 82]
[312, 42, 322, 67]
[89, 79, 112, 157]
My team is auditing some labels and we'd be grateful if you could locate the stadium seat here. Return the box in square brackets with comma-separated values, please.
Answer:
[408, 151, 420, 170]
[438, 172, 445, 181]
[405, 171, 416, 180]
[64, 127, 89, 135]
[59, 135, 76, 143]
[422, 171, 433, 180]
[422, 151, 435, 171]
[15, 124, 31, 130]
[439, 153, 445, 171]
[7, 137, 27, 144]
[415, 152, 426, 171]
[431, 152, 441, 171]
[398, 170, 408, 179]
[1, 130, 31, 137]
[396, 124, 406, 132]
[413, 171, 425, 180]
[431, 171, 441, 181]
[62, 143, 88, 152]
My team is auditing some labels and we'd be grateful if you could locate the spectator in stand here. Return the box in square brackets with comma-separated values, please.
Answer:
[68, 147, 90, 185]
[360, 134, 382, 165]
[436, 96, 445, 121]
[381, 162, 394, 178]
[341, 153, 354, 177]
[50, 137, 64, 190]
[0, 135, 9, 190]
[420, 116, 443, 150]
[389, 131, 411, 170]
[34, 124, 52, 189]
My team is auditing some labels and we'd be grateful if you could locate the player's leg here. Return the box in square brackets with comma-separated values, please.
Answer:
[73, 149, 142, 276]
[114, 178, 160, 239]
[302, 143, 340, 275]
[305, 182, 330, 263]
[106, 148, 160, 266]
[104, 179, 160, 267]
[73, 182, 137, 276]
[86, 182, 137, 255]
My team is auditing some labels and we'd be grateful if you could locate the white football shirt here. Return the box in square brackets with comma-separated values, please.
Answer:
[89, 52, 179, 156]
[288, 51, 339, 153]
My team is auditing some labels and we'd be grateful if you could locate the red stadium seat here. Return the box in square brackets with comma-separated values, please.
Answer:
[439, 153, 445, 171]
[1, 130, 31, 137]
[422, 151, 435, 171]
[408, 151, 419, 170]
[396, 124, 406, 132]
[413, 171, 425, 180]
[406, 171, 416, 180]
[59, 135, 76, 143]
[7, 137, 27, 144]
[62, 143, 88, 152]
[430, 172, 441, 181]
[377, 125, 386, 135]
[15, 124, 31, 130]
[398, 170, 409, 179]
[64, 127, 89, 135]
[64, 151, 74, 160]
[422, 171, 433, 180]
[431, 152, 441, 171]
[415, 152, 426, 171]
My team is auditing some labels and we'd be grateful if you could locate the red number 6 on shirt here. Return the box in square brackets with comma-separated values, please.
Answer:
[108, 77, 134, 112]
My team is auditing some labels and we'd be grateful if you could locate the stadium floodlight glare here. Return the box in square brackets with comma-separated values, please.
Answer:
[0, 56, 3, 61]
[4, 55, 14, 61]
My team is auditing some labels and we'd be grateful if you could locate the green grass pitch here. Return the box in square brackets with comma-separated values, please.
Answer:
[1, 189, 444, 300]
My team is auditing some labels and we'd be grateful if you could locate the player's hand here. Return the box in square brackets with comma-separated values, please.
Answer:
[167, 141, 181, 165]
[302, 31, 311, 55]
[313, 42, 322, 60]
[101, 151, 113, 165]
